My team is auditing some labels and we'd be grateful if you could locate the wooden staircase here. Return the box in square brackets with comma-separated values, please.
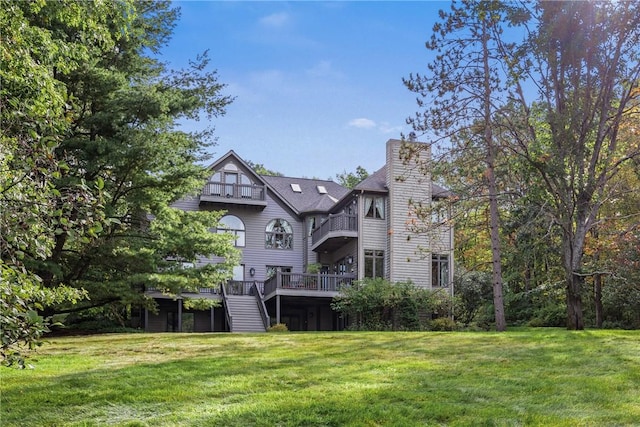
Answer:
[225, 295, 267, 332]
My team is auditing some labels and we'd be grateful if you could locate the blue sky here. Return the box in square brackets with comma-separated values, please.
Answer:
[163, 1, 445, 179]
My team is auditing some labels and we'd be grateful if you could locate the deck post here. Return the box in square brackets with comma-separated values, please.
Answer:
[276, 295, 281, 324]
[210, 306, 215, 332]
[177, 299, 183, 332]
[144, 307, 148, 332]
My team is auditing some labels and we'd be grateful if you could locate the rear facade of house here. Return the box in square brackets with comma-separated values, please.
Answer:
[144, 139, 454, 332]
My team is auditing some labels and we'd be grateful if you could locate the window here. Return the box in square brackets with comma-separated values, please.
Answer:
[265, 219, 293, 249]
[308, 216, 317, 236]
[346, 201, 356, 215]
[209, 172, 222, 196]
[336, 257, 348, 275]
[217, 215, 245, 247]
[364, 196, 385, 219]
[431, 201, 448, 224]
[290, 183, 302, 193]
[232, 265, 244, 281]
[224, 172, 237, 197]
[432, 254, 450, 287]
[364, 250, 384, 279]
[240, 174, 253, 198]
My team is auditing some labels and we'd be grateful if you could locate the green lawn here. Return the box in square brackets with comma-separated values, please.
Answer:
[2, 329, 639, 426]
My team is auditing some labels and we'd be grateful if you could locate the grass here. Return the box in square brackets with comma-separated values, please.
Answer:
[1, 328, 639, 426]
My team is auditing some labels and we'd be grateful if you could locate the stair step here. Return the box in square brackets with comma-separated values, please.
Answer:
[225, 294, 267, 332]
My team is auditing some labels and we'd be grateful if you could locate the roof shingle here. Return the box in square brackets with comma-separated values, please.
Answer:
[261, 175, 350, 214]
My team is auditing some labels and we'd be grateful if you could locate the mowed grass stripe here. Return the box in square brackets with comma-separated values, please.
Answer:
[2, 329, 639, 426]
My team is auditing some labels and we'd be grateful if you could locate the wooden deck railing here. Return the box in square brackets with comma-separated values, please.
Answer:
[311, 213, 357, 245]
[146, 286, 221, 295]
[147, 274, 349, 299]
[263, 272, 355, 296]
[220, 282, 233, 332]
[223, 280, 265, 296]
[252, 282, 270, 330]
[202, 182, 266, 201]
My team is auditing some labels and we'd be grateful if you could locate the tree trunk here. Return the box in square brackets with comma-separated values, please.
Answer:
[566, 273, 585, 330]
[594, 273, 603, 328]
[565, 238, 585, 330]
[482, 20, 506, 332]
[562, 213, 588, 330]
[488, 171, 506, 331]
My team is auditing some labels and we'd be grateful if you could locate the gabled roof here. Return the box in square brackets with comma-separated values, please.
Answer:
[352, 165, 452, 198]
[204, 149, 451, 216]
[353, 167, 387, 192]
[261, 175, 349, 215]
[431, 182, 453, 199]
[206, 150, 268, 186]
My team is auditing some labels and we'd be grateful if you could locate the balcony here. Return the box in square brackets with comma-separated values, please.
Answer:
[311, 213, 358, 252]
[263, 272, 355, 299]
[199, 181, 267, 209]
[147, 275, 353, 300]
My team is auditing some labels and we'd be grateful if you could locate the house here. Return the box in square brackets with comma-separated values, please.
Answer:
[144, 139, 454, 332]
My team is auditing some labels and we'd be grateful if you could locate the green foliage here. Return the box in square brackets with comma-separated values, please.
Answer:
[407, 0, 640, 330]
[305, 263, 322, 274]
[335, 166, 369, 189]
[1, 0, 238, 360]
[0, 0, 112, 365]
[245, 160, 283, 177]
[332, 278, 437, 330]
[429, 317, 458, 331]
[267, 323, 289, 332]
[0, 262, 86, 368]
[453, 269, 493, 326]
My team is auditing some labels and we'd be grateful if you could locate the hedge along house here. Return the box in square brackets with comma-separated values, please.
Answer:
[144, 139, 454, 332]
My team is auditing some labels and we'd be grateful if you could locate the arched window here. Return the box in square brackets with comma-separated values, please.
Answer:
[218, 215, 245, 247]
[265, 219, 293, 250]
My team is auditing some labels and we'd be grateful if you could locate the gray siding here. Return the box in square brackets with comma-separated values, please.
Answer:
[303, 216, 321, 269]
[358, 211, 387, 279]
[195, 189, 305, 282]
[171, 195, 200, 212]
[386, 140, 433, 288]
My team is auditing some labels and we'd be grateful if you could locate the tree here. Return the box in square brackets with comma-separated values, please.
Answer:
[246, 160, 283, 177]
[509, 1, 640, 329]
[0, 0, 113, 365]
[403, 0, 527, 331]
[2, 0, 238, 354]
[336, 166, 369, 189]
[23, 0, 238, 322]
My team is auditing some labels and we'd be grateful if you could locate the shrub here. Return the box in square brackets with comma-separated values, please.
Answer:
[453, 270, 493, 326]
[430, 317, 458, 331]
[268, 323, 289, 332]
[332, 278, 439, 331]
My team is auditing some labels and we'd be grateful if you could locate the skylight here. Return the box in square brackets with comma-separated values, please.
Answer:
[317, 185, 327, 194]
[291, 183, 302, 193]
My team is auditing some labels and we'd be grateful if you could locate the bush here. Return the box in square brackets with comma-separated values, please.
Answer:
[430, 317, 458, 331]
[453, 270, 493, 326]
[332, 278, 441, 331]
[268, 323, 289, 332]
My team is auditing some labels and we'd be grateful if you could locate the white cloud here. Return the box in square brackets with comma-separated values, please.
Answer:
[259, 12, 290, 28]
[348, 118, 377, 129]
